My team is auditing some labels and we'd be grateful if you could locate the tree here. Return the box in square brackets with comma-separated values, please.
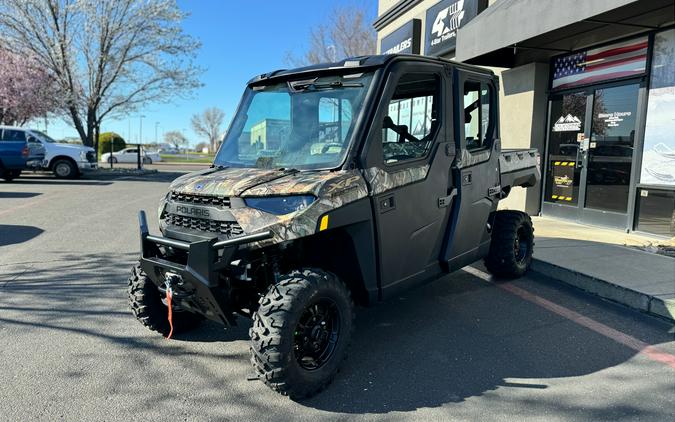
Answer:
[98, 132, 126, 157]
[191, 107, 224, 152]
[285, 6, 376, 66]
[0, 0, 202, 151]
[164, 130, 187, 149]
[0, 48, 58, 125]
[195, 141, 209, 153]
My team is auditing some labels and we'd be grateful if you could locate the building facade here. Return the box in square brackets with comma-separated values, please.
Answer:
[374, 0, 675, 236]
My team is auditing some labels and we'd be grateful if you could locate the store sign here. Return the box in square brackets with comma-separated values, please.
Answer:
[424, 0, 485, 56]
[641, 29, 675, 187]
[552, 114, 582, 132]
[598, 111, 631, 128]
[380, 19, 421, 55]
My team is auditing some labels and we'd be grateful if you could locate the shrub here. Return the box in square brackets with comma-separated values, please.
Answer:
[98, 132, 126, 157]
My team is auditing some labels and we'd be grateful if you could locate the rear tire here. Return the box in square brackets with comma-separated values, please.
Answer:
[108, 157, 117, 164]
[52, 159, 77, 179]
[485, 210, 534, 279]
[250, 269, 354, 399]
[1, 169, 21, 181]
[127, 263, 203, 336]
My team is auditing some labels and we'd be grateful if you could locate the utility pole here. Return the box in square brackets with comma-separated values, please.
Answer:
[138, 114, 145, 169]
[155, 122, 159, 145]
[139, 115, 145, 144]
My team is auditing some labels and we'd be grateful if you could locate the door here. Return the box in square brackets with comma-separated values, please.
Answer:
[122, 148, 137, 162]
[0, 128, 28, 167]
[443, 70, 501, 271]
[363, 63, 455, 296]
[543, 82, 640, 227]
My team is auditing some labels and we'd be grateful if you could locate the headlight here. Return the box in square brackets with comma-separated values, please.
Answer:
[80, 151, 87, 160]
[244, 195, 315, 215]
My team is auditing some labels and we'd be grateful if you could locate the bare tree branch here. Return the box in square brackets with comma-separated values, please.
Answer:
[0, 0, 203, 149]
[285, 6, 376, 67]
[191, 107, 225, 152]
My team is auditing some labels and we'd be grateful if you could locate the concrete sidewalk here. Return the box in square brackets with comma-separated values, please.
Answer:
[530, 217, 675, 322]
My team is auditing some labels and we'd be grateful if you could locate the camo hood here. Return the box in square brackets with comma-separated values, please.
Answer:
[169, 167, 367, 198]
[164, 167, 369, 246]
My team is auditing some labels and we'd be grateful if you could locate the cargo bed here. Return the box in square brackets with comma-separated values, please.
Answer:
[499, 148, 540, 190]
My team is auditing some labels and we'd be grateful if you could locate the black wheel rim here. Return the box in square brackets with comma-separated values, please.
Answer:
[514, 227, 530, 264]
[293, 298, 341, 371]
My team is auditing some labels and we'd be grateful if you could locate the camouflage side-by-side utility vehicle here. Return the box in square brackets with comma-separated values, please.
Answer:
[128, 54, 541, 399]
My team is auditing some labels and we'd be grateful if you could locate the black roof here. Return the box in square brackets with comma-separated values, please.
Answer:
[247, 54, 494, 85]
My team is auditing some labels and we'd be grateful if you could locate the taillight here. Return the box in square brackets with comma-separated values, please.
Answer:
[21, 146, 30, 158]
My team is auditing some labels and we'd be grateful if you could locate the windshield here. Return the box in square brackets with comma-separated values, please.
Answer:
[31, 130, 56, 143]
[214, 72, 374, 170]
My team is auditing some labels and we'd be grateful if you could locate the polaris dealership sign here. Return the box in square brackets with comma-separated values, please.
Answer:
[425, 0, 486, 56]
[380, 19, 421, 55]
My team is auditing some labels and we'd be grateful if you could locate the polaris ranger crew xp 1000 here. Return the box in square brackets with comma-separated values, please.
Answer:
[128, 55, 540, 399]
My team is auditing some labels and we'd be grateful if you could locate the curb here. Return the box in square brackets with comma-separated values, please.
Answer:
[530, 258, 675, 323]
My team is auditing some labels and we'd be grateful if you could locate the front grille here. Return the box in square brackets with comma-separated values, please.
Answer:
[164, 213, 244, 236]
[86, 151, 96, 163]
[170, 191, 230, 207]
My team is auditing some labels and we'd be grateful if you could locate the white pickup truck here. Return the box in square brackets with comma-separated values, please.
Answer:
[26, 129, 98, 178]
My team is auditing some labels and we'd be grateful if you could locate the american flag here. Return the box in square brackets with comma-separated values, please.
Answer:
[552, 37, 648, 90]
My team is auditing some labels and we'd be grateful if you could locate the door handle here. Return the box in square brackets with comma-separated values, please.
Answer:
[438, 188, 457, 208]
[379, 195, 395, 213]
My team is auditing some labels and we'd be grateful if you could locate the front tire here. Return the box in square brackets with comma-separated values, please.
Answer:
[142, 157, 152, 164]
[53, 159, 78, 179]
[127, 264, 203, 336]
[250, 269, 354, 399]
[485, 210, 534, 278]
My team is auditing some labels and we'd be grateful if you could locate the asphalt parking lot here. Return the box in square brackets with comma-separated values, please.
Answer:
[1, 169, 674, 421]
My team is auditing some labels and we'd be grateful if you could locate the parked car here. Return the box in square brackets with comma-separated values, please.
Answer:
[24, 129, 97, 178]
[0, 126, 46, 181]
[158, 147, 178, 154]
[101, 147, 162, 164]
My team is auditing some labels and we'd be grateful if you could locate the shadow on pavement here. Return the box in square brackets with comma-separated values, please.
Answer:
[299, 272, 673, 417]
[0, 192, 42, 199]
[0, 252, 672, 419]
[0, 225, 44, 247]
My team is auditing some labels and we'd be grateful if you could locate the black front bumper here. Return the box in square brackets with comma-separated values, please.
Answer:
[137, 210, 272, 325]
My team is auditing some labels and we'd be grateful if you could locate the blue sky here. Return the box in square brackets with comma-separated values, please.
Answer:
[45, 0, 377, 146]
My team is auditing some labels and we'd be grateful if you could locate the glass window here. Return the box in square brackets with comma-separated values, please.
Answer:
[463, 81, 493, 151]
[381, 73, 439, 164]
[317, 97, 352, 154]
[215, 72, 374, 170]
[1, 129, 26, 142]
[636, 188, 675, 236]
[584, 84, 639, 213]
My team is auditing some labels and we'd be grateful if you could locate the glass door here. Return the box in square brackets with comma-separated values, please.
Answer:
[543, 82, 640, 227]
[583, 83, 639, 214]
[543, 91, 588, 219]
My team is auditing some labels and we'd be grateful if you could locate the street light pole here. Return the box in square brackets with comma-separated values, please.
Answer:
[139, 115, 145, 144]
[138, 114, 145, 169]
[155, 122, 159, 145]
